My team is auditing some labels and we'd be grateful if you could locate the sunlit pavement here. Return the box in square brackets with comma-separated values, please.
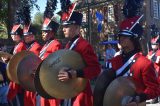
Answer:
[146, 104, 160, 106]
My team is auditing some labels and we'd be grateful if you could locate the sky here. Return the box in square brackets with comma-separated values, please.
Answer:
[31, 0, 61, 19]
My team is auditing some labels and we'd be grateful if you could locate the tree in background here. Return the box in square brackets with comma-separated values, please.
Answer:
[0, 22, 7, 39]
[33, 12, 43, 26]
[0, 0, 8, 22]
[0, 0, 39, 40]
[32, 12, 43, 40]
[0, 0, 9, 39]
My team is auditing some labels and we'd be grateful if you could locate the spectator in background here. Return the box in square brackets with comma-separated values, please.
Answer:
[0, 43, 9, 106]
[0, 43, 3, 51]
[114, 43, 122, 57]
[105, 44, 116, 68]
[80, 28, 86, 38]
[0, 60, 9, 106]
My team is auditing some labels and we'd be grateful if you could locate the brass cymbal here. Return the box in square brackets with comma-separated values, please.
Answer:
[103, 77, 146, 106]
[103, 77, 136, 106]
[0, 73, 4, 81]
[93, 70, 116, 106]
[39, 49, 87, 99]
[17, 53, 42, 92]
[34, 61, 54, 99]
[6, 51, 34, 84]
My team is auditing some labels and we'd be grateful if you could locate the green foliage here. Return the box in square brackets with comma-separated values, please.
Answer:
[19, 0, 39, 25]
[0, 33, 8, 39]
[20, 0, 39, 12]
[32, 12, 43, 40]
[0, 0, 8, 23]
[0, 22, 8, 39]
[0, 0, 39, 39]
[33, 12, 43, 25]
[0, 0, 8, 38]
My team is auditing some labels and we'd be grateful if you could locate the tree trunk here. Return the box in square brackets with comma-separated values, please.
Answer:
[7, 0, 20, 40]
[0, 1, 2, 10]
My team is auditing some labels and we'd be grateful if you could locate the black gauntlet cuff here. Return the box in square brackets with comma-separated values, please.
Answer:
[67, 71, 72, 79]
[76, 69, 84, 78]
[136, 93, 148, 103]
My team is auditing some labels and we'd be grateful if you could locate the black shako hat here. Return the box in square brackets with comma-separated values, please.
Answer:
[62, 11, 83, 26]
[41, 15, 60, 32]
[10, 24, 23, 36]
[41, 0, 60, 32]
[10, 8, 23, 36]
[118, 15, 143, 38]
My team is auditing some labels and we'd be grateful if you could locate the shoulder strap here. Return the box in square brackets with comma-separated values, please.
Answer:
[116, 53, 138, 77]
[39, 40, 54, 58]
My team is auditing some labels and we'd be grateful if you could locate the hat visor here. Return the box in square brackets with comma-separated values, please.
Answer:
[41, 27, 52, 31]
[23, 32, 33, 36]
[118, 33, 133, 37]
[118, 30, 138, 37]
[10, 32, 18, 35]
[151, 43, 159, 45]
[62, 21, 76, 26]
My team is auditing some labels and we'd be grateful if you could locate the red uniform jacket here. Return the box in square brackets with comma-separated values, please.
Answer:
[24, 41, 42, 106]
[7, 41, 26, 101]
[28, 41, 42, 56]
[147, 50, 160, 84]
[12, 41, 26, 55]
[110, 53, 160, 100]
[66, 36, 101, 106]
[40, 39, 61, 106]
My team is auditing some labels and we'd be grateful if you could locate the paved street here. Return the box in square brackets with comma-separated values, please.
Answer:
[147, 104, 160, 106]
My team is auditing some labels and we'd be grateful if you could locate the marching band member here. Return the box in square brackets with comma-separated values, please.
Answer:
[23, 23, 42, 106]
[23, 24, 42, 56]
[109, 16, 160, 106]
[147, 35, 160, 80]
[147, 35, 160, 104]
[5, 7, 27, 106]
[7, 24, 26, 106]
[58, 11, 101, 106]
[39, 4, 62, 106]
